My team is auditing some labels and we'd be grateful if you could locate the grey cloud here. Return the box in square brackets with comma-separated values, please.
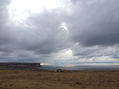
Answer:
[0, 0, 13, 49]
[72, 44, 119, 63]
[0, 0, 72, 63]
[67, 0, 119, 46]
[0, 0, 119, 64]
[12, 10, 72, 54]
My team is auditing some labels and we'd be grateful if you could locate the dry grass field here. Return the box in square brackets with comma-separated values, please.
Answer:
[0, 70, 119, 89]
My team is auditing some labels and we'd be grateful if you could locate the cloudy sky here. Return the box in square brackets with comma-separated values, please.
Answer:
[0, 0, 119, 66]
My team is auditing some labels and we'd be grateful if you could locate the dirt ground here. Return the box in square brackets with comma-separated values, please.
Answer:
[0, 70, 119, 89]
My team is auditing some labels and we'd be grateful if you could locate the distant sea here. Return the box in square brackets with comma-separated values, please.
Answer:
[37, 65, 119, 70]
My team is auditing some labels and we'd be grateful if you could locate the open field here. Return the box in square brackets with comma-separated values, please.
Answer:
[0, 70, 119, 89]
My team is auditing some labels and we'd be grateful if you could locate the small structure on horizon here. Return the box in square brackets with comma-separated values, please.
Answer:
[55, 69, 63, 72]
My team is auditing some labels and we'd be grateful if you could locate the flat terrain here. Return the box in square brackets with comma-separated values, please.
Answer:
[0, 70, 119, 89]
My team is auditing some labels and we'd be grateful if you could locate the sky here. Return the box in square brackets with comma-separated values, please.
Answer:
[0, 0, 119, 66]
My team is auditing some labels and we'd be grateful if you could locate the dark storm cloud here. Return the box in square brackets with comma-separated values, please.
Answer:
[13, 11, 71, 54]
[68, 0, 119, 46]
[0, 0, 13, 49]
[0, 0, 18, 63]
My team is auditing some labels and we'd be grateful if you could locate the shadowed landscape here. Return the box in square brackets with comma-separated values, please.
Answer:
[0, 70, 119, 89]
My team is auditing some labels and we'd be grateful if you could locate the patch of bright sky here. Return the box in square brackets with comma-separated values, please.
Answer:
[60, 22, 69, 33]
[40, 62, 49, 65]
[8, 0, 71, 24]
[54, 49, 77, 60]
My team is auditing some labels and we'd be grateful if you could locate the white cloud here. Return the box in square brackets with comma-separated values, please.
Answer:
[53, 49, 77, 60]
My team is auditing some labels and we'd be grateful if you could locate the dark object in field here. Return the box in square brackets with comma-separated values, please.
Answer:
[56, 69, 63, 72]
[75, 81, 81, 85]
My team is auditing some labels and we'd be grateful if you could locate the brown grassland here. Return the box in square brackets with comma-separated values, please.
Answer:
[0, 70, 119, 89]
